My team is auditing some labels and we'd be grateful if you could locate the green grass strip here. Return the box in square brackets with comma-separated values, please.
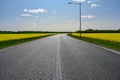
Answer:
[0, 35, 53, 49]
[68, 34, 120, 52]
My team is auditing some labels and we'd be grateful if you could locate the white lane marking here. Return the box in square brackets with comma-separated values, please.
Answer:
[56, 36, 62, 80]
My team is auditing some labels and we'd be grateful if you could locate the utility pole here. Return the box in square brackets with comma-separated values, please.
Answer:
[68, 2, 82, 37]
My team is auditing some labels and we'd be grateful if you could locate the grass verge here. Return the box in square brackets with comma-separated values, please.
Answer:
[68, 34, 120, 52]
[0, 34, 53, 49]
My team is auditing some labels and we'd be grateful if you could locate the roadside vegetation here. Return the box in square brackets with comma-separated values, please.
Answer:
[76, 29, 120, 33]
[72, 33, 120, 42]
[68, 29, 120, 52]
[0, 33, 55, 49]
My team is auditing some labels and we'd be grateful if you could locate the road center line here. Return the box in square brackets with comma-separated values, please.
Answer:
[56, 36, 62, 80]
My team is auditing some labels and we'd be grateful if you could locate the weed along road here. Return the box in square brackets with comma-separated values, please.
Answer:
[0, 34, 120, 80]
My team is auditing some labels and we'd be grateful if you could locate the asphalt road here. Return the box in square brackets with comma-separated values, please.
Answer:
[0, 34, 120, 80]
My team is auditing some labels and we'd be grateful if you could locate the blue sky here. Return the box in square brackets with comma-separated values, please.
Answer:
[0, 0, 120, 31]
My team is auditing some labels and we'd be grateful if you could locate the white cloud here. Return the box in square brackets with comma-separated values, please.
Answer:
[23, 8, 47, 14]
[91, 3, 98, 8]
[81, 15, 95, 19]
[23, 9, 28, 12]
[21, 14, 32, 17]
[72, 0, 86, 3]
[87, 1, 93, 4]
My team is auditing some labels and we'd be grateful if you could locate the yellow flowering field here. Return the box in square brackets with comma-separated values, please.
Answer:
[0, 33, 51, 42]
[72, 33, 120, 43]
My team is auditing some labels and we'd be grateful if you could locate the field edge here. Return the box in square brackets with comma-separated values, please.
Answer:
[68, 34, 120, 52]
[0, 34, 55, 49]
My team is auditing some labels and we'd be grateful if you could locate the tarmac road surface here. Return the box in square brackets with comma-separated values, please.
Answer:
[0, 34, 120, 80]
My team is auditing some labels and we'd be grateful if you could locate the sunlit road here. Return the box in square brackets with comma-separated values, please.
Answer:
[0, 34, 120, 80]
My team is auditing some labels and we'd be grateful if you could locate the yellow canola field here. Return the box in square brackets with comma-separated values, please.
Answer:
[0, 34, 51, 42]
[72, 33, 120, 43]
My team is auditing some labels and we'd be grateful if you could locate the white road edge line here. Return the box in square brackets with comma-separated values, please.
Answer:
[67, 35, 120, 55]
[91, 43, 120, 55]
[56, 36, 62, 80]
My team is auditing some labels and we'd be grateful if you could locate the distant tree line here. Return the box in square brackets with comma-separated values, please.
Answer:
[76, 29, 120, 33]
[0, 29, 120, 34]
[0, 31, 71, 34]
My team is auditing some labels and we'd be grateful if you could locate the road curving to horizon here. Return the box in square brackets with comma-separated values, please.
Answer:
[0, 34, 120, 80]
